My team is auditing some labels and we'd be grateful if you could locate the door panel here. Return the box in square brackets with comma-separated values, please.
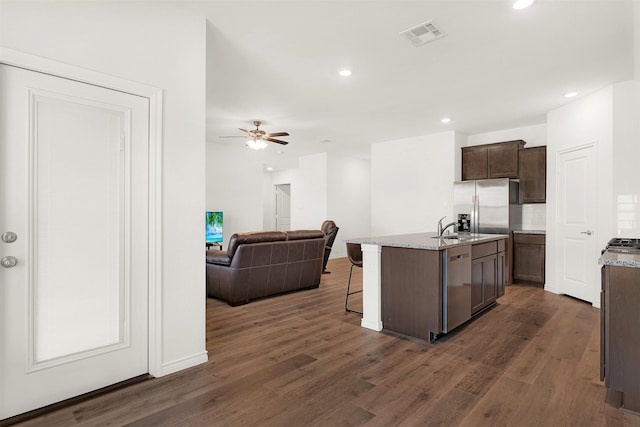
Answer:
[0, 64, 149, 419]
[275, 184, 291, 231]
[557, 145, 597, 303]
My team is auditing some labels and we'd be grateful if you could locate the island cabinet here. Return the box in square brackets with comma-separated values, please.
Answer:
[601, 265, 640, 413]
[471, 240, 504, 314]
[518, 146, 547, 203]
[461, 140, 526, 181]
[381, 247, 442, 341]
[513, 233, 545, 285]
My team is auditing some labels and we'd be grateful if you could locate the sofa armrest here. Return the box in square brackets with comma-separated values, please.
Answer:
[206, 249, 231, 266]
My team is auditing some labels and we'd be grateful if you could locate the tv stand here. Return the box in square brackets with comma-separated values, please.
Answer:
[206, 242, 222, 251]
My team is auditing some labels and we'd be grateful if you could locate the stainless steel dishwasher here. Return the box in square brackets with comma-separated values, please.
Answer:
[442, 245, 472, 333]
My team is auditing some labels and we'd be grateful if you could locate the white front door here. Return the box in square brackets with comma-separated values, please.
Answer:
[0, 64, 149, 419]
[275, 184, 291, 231]
[556, 144, 598, 304]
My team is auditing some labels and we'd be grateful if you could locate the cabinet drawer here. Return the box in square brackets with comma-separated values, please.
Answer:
[514, 233, 545, 245]
[472, 241, 497, 259]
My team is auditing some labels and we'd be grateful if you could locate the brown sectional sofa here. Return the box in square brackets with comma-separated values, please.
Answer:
[206, 229, 325, 306]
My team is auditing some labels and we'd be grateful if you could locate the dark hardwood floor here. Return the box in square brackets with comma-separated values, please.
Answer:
[9, 258, 640, 426]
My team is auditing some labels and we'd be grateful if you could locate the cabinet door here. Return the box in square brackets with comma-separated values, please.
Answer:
[513, 235, 545, 284]
[606, 266, 640, 401]
[484, 254, 497, 304]
[471, 257, 484, 313]
[519, 146, 546, 203]
[462, 146, 488, 180]
[472, 254, 497, 314]
[487, 140, 524, 178]
[497, 251, 505, 297]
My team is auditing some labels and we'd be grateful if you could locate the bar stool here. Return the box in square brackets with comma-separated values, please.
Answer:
[345, 243, 363, 315]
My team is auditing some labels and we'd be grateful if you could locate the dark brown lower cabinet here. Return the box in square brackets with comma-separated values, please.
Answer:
[513, 233, 545, 285]
[381, 239, 507, 341]
[601, 265, 640, 413]
[497, 249, 506, 297]
[471, 241, 505, 314]
[381, 247, 442, 341]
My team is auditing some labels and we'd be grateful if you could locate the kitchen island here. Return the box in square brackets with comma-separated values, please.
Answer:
[599, 247, 640, 414]
[345, 232, 508, 341]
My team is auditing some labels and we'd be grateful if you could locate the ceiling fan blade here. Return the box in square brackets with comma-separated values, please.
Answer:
[218, 135, 247, 138]
[265, 137, 289, 145]
[265, 132, 289, 138]
[238, 128, 250, 135]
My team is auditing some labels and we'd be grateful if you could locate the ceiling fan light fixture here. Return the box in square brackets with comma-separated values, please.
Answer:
[246, 138, 268, 150]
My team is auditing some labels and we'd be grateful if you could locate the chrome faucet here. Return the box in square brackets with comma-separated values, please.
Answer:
[437, 216, 458, 237]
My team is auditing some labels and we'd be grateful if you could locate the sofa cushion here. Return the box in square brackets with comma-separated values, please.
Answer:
[285, 230, 324, 240]
[226, 231, 287, 259]
[206, 250, 231, 266]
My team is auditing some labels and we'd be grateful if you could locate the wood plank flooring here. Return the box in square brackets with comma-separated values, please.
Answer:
[7, 257, 640, 426]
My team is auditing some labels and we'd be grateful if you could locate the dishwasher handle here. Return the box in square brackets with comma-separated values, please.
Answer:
[449, 252, 469, 262]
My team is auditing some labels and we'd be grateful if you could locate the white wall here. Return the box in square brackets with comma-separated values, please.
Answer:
[327, 153, 371, 259]
[370, 131, 459, 236]
[206, 143, 265, 240]
[612, 80, 640, 236]
[295, 153, 328, 229]
[269, 153, 328, 231]
[1, 2, 207, 374]
[468, 123, 548, 231]
[546, 86, 614, 299]
[467, 123, 547, 148]
[265, 152, 370, 259]
[636, 1, 640, 80]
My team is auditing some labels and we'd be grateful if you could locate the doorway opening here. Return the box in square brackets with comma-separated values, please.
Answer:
[274, 184, 291, 231]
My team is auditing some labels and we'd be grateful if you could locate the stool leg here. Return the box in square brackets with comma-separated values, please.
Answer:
[345, 264, 362, 315]
[345, 264, 354, 312]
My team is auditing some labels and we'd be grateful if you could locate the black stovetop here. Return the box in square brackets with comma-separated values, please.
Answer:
[607, 238, 640, 249]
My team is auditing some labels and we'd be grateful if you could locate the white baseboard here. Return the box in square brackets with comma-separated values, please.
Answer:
[361, 319, 383, 331]
[158, 351, 208, 377]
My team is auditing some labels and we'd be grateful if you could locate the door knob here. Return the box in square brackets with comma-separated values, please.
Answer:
[580, 230, 593, 236]
[1, 256, 18, 268]
[1, 232, 17, 243]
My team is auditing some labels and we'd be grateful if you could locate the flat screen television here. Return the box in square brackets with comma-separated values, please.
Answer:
[205, 211, 223, 243]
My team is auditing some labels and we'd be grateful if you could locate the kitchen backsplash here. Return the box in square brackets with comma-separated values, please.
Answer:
[517, 203, 546, 231]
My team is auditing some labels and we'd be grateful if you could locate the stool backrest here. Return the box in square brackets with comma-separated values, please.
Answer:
[346, 243, 363, 267]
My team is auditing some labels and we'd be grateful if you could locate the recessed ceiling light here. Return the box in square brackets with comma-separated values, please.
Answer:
[266, 167, 273, 172]
[441, 117, 452, 124]
[339, 69, 352, 77]
[564, 91, 578, 98]
[513, 0, 534, 10]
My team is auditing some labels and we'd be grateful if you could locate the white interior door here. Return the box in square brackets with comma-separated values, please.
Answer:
[275, 184, 291, 231]
[0, 64, 149, 419]
[556, 144, 597, 304]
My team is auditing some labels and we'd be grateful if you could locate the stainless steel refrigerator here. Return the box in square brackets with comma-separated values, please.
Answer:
[453, 178, 520, 234]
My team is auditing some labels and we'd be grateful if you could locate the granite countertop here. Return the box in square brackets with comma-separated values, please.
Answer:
[599, 249, 640, 268]
[513, 230, 546, 235]
[344, 232, 508, 250]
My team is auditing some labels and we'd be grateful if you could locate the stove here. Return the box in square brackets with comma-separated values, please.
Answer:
[606, 238, 640, 249]
[604, 238, 640, 255]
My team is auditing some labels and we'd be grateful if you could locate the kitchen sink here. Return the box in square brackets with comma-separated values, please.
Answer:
[432, 234, 459, 240]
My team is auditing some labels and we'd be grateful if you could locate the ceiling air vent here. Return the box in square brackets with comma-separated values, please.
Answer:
[400, 20, 447, 47]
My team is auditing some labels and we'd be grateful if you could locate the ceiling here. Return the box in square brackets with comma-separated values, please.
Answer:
[196, 0, 635, 170]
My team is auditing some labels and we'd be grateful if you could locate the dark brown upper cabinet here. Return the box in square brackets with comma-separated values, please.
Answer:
[462, 140, 525, 181]
[518, 146, 546, 203]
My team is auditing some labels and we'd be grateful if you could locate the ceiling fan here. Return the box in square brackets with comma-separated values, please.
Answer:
[220, 121, 289, 150]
